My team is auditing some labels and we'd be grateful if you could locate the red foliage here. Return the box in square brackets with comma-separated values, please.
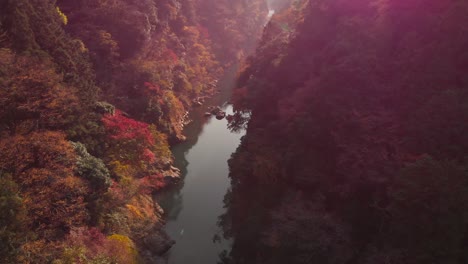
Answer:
[144, 82, 161, 95]
[107, 180, 128, 205]
[65, 227, 136, 262]
[101, 110, 163, 168]
[66, 227, 108, 257]
[102, 110, 154, 145]
[166, 49, 179, 63]
[0, 132, 90, 239]
[198, 26, 210, 38]
[138, 173, 166, 194]
[142, 148, 156, 163]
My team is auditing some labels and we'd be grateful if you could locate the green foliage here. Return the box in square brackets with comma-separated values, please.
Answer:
[94, 101, 116, 115]
[72, 142, 111, 191]
[0, 173, 25, 263]
[0, 174, 23, 230]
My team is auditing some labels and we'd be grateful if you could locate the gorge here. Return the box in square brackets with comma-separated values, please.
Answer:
[0, 0, 267, 262]
[2, 0, 468, 264]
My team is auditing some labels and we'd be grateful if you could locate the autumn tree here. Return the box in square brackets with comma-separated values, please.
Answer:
[0, 132, 90, 241]
[223, 0, 468, 263]
[0, 173, 26, 263]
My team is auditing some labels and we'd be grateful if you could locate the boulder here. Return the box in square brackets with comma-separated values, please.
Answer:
[211, 107, 222, 115]
[163, 165, 181, 184]
[216, 111, 226, 120]
[142, 228, 175, 255]
[176, 134, 187, 142]
[169, 165, 181, 173]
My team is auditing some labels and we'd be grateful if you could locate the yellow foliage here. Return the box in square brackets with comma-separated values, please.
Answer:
[184, 26, 200, 40]
[149, 125, 171, 160]
[192, 43, 206, 53]
[53, 246, 88, 264]
[128, 194, 160, 222]
[56, 7, 68, 25]
[126, 204, 144, 219]
[120, 176, 134, 187]
[107, 234, 138, 264]
[74, 39, 88, 53]
[108, 234, 133, 244]
[98, 30, 119, 58]
[109, 160, 131, 178]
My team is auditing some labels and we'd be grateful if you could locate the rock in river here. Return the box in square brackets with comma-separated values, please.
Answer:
[142, 227, 175, 255]
[216, 111, 226, 120]
[163, 165, 181, 183]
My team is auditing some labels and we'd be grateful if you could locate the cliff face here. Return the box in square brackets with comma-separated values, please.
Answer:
[0, 0, 267, 262]
[224, 0, 468, 263]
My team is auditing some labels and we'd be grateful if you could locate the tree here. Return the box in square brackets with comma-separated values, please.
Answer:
[0, 132, 90, 241]
[0, 173, 26, 263]
[0, 49, 81, 135]
[72, 142, 111, 191]
[386, 157, 468, 263]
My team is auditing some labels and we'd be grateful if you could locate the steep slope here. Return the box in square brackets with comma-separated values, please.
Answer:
[0, 0, 267, 262]
[224, 0, 468, 263]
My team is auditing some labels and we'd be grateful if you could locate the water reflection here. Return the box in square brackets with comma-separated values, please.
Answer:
[155, 66, 244, 264]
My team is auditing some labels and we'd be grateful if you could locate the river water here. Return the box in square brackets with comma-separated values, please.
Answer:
[156, 66, 244, 264]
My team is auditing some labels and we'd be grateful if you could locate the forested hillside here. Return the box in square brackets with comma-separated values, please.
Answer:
[224, 0, 468, 263]
[0, 0, 266, 263]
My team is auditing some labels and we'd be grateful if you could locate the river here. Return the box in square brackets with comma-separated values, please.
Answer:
[156, 66, 244, 264]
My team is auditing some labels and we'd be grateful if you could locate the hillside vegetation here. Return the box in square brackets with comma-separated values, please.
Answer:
[0, 0, 267, 262]
[224, 0, 468, 263]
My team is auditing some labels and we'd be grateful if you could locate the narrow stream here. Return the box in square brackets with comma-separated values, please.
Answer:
[156, 66, 244, 264]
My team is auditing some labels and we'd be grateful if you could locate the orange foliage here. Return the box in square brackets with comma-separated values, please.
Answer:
[138, 173, 166, 194]
[58, 228, 139, 263]
[107, 234, 138, 264]
[0, 49, 81, 134]
[0, 132, 90, 239]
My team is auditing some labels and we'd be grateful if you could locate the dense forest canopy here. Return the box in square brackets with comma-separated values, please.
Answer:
[0, 0, 267, 262]
[2, 0, 468, 263]
[223, 0, 468, 263]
